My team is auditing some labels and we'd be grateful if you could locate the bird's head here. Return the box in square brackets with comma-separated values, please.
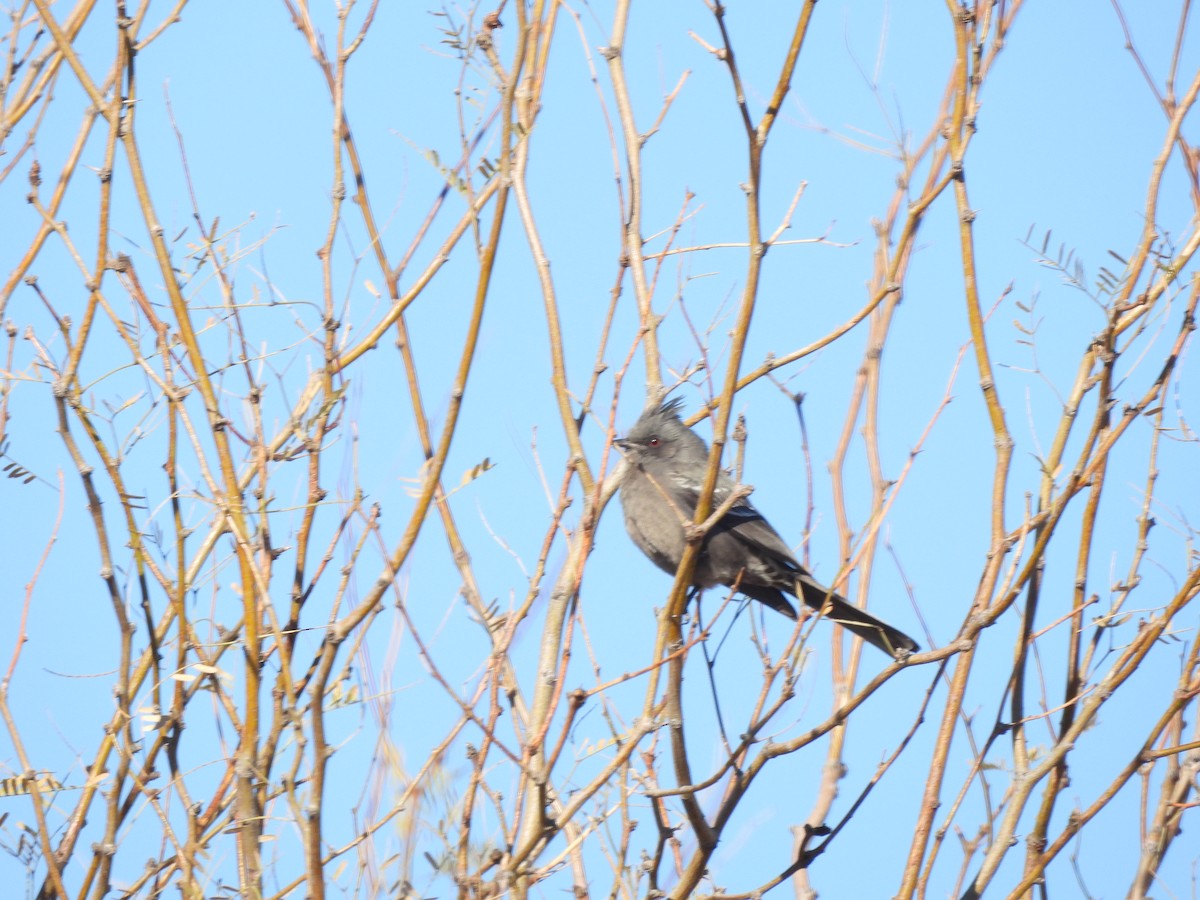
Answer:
[614, 398, 707, 464]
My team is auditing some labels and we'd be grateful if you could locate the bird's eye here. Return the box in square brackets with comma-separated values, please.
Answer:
[648, 436, 660, 447]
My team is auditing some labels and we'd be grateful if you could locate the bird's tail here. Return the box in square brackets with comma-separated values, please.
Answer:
[794, 575, 919, 660]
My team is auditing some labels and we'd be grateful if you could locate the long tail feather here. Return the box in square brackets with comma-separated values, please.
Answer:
[795, 576, 919, 660]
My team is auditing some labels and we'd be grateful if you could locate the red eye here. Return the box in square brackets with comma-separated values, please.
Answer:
[648, 437, 660, 447]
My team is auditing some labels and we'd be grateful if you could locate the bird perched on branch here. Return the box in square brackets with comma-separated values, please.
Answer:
[615, 398, 918, 660]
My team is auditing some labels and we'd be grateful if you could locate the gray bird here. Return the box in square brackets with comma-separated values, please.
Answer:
[615, 398, 918, 660]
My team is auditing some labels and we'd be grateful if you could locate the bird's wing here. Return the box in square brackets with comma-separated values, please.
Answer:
[667, 470, 801, 571]
[715, 500, 802, 571]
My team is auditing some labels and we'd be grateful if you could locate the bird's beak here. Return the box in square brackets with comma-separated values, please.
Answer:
[613, 438, 631, 451]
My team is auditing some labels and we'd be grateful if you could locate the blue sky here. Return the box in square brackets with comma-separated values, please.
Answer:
[1, 1, 1197, 897]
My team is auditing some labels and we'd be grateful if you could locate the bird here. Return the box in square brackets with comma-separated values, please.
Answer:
[614, 398, 919, 660]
